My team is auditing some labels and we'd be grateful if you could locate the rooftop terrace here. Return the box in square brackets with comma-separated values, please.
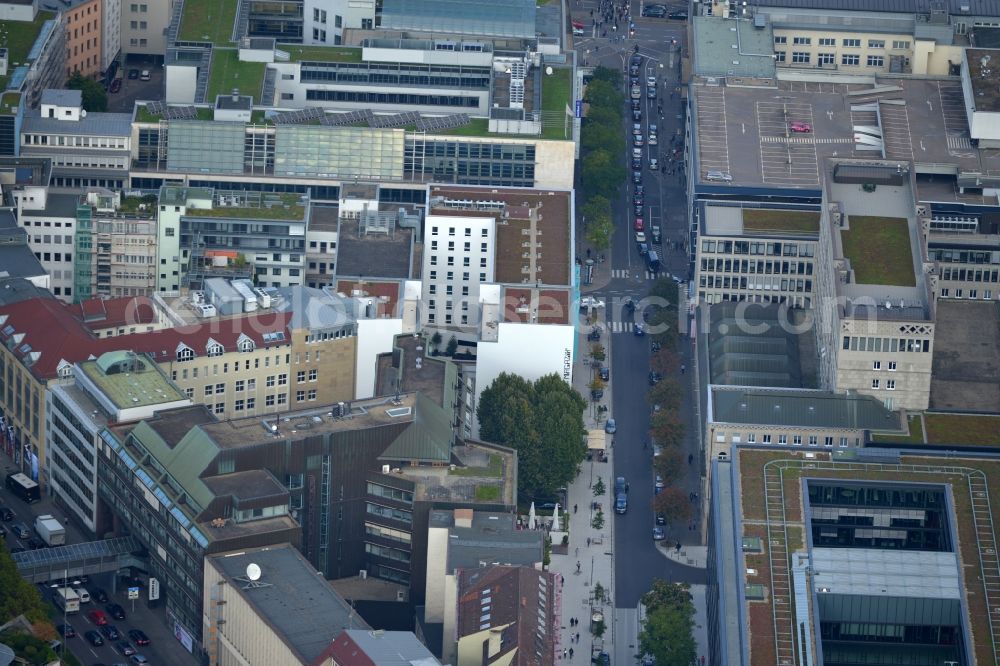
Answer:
[281, 45, 364, 63]
[79, 353, 186, 410]
[742, 209, 819, 235]
[184, 193, 307, 221]
[734, 447, 1000, 666]
[0, 11, 55, 91]
[840, 216, 916, 287]
[178, 0, 237, 44]
[967, 48, 1000, 113]
[207, 50, 266, 104]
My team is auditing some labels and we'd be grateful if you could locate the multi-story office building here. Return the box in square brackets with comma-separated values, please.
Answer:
[74, 189, 158, 301]
[0, 7, 65, 112]
[121, 0, 172, 59]
[47, 351, 190, 534]
[0, 209, 50, 291]
[100, 0, 120, 74]
[15, 191, 78, 300]
[155, 186, 309, 292]
[814, 161, 935, 411]
[709, 446, 989, 666]
[20, 89, 132, 188]
[62, 0, 103, 80]
[421, 211, 496, 328]
[694, 204, 819, 308]
[926, 219, 1000, 301]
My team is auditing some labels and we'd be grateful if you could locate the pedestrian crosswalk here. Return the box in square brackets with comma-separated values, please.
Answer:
[611, 269, 659, 280]
[609, 321, 637, 333]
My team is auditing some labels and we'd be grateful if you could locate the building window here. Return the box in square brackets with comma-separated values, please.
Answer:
[824, 436, 834, 446]
[793, 435, 802, 445]
[775, 51, 786, 63]
[277, 393, 287, 405]
[278, 374, 287, 386]
[266, 375, 275, 387]
[888, 361, 897, 371]
[774, 35, 787, 44]
[842, 38, 861, 47]
[215, 383, 225, 394]
[296, 390, 305, 402]
[818, 53, 835, 65]
[792, 52, 810, 64]
[793, 36, 811, 45]
[868, 39, 885, 48]
[297, 370, 306, 383]
[308, 389, 317, 401]
[871, 379, 880, 389]
[207, 342, 223, 357]
[747, 433, 756, 443]
[247, 397, 255, 410]
[892, 40, 911, 49]
[778, 435, 787, 444]
[308, 369, 317, 381]
[235, 399, 244, 411]
[873, 361, 881, 370]
[867, 55, 885, 67]
[818, 37, 835, 46]
[841, 54, 860, 66]
[235, 380, 245, 392]
[176, 346, 194, 362]
[214, 403, 225, 414]
[762, 434, 772, 443]
[886, 379, 896, 390]
[265, 394, 275, 407]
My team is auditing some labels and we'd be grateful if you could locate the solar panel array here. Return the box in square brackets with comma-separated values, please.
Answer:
[164, 105, 198, 120]
[369, 111, 421, 128]
[416, 113, 472, 132]
[272, 107, 326, 125]
[319, 109, 373, 126]
[144, 100, 167, 116]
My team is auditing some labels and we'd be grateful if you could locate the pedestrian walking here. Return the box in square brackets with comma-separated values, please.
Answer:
[570, 647, 575, 658]
[563, 648, 568, 658]
[576, 560, 581, 573]
[587, 537, 591, 546]
[573, 503, 578, 513]
[576, 632, 580, 643]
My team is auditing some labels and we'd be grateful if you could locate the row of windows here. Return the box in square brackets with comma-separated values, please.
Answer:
[720, 432, 857, 446]
[842, 336, 930, 353]
[776, 52, 885, 67]
[939, 287, 995, 300]
[700, 259, 814, 275]
[367, 482, 414, 504]
[699, 276, 813, 292]
[775, 36, 908, 49]
[428, 270, 487, 283]
[22, 134, 128, 149]
[929, 248, 1000, 265]
[939, 268, 999, 282]
[305, 89, 481, 108]
[701, 240, 815, 257]
[300, 67, 490, 90]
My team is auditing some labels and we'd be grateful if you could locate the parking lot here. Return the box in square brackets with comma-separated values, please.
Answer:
[756, 99, 820, 186]
[107, 65, 164, 114]
[693, 86, 730, 177]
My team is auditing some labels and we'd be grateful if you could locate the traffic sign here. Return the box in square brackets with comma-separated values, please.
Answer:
[148, 578, 160, 601]
[127, 587, 139, 600]
[575, 100, 583, 118]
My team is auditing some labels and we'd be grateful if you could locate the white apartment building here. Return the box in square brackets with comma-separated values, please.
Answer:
[102, 0, 121, 72]
[47, 351, 190, 534]
[422, 214, 496, 328]
[17, 192, 80, 301]
[302, 0, 376, 44]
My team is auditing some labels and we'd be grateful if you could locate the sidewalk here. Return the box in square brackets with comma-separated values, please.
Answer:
[547, 310, 616, 663]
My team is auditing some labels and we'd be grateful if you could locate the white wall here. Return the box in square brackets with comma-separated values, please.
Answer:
[424, 526, 449, 622]
[102, 0, 121, 71]
[0, 2, 35, 21]
[355, 317, 404, 399]
[422, 215, 495, 329]
[18, 211, 76, 301]
[165, 65, 197, 104]
[473, 322, 575, 436]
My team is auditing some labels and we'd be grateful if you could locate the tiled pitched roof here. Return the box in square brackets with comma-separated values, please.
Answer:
[65, 296, 158, 329]
[0, 297, 291, 381]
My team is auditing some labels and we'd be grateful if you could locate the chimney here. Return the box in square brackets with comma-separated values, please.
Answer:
[231, 89, 240, 102]
[454, 508, 473, 528]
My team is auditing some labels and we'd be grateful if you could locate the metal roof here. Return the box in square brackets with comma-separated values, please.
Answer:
[335, 629, 439, 664]
[0, 245, 47, 280]
[710, 387, 901, 430]
[755, 0, 1000, 14]
[693, 16, 776, 79]
[378, 392, 454, 463]
[22, 110, 133, 137]
[12, 536, 140, 570]
[40, 89, 81, 107]
[811, 548, 962, 599]
[207, 544, 370, 664]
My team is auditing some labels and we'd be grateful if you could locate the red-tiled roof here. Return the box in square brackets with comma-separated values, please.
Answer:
[65, 296, 158, 330]
[335, 280, 401, 318]
[0, 297, 292, 381]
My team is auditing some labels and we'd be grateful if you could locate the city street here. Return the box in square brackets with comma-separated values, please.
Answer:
[573, 0, 707, 610]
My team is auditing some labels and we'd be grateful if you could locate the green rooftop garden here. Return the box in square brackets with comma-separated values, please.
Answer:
[0, 91, 21, 116]
[924, 413, 1000, 446]
[190, 193, 305, 221]
[540, 66, 573, 140]
[207, 50, 266, 104]
[135, 104, 214, 123]
[178, 0, 237, 44]
[281, 45, 363, 63]
[870, 414, 925, 444]
[0, 11, 55, 91]
[742, 209, 820, 235]
[250, 109, 273, 125]
[119, 194, 158, 214]
[449, 454, 503, 478]
[841, 215, 916, 287]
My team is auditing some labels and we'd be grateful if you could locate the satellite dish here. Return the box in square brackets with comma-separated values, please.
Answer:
[246, 563, 261, 581]
[545, 66, 553, 75]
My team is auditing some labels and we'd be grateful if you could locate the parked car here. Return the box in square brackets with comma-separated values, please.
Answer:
[127, 68, 139, 79]
[647, 87, 656, 99]
[131, 654, 149, 664]
[109, 78, 122, 93]
[139, 70, 151, 81]
[615, 492, 628, 514]
[632, 108, 642, 122]
[634, 204, 643, 217]
[633, 134, 644, 146]
[642, 6, 666, 16]
[57, 624, 76, 638]
[789, 121, 812, 133]
[648, 133, 657, 146]
[649, 371, 662, 385]
[87, 610, 108, 626]
[632, 123, 642, 136]
[632, 170, 642, 184]
[638, 242, 649, 255]
[649, 157, 659, 171]
[646, 75, 657, 87]
[590, 388, 604, 401]
[128, 629, 150, 646]
[668, 10, 688, 19]
[106, 603, 126, 620]
[26, 537, 44, 549]
[0, 506, 13, 521]
[92, 588, 109, 603]
[634, 323, 645, 336]
[11, 523, 29, 539]
[656, 512, 667, 525]
[635, 231, 647, 244]
[705, 170, 732, 182]
[599, 367, 610, 381]
[651, 226, 662, 244]
[655, 475, 665, 492]
[634, 217, 645, 231]
[117, 641, 137, 656]
[605, 418, 617, 434]
[653, 526, 666, 540]
[632, 156, 642, 169]
[84, 630, 104, 647]
[633, 192, 643, 206]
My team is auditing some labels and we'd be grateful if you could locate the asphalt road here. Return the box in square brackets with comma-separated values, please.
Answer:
[574, 2, 707, 607]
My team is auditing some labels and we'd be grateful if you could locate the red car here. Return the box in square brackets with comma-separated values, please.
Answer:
[87, 610, 108, 626]
[634, 217, 645, 231]
[571, 20, 585, 29]
[789, 121, 812, 133]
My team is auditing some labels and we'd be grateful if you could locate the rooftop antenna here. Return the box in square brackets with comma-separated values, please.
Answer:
[246, 563, 261, 581]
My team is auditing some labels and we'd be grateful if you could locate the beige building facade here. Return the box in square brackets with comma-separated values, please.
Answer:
[64, 0, 103, 80]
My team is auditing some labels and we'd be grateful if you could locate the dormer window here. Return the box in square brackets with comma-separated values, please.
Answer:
[237, 334, 255, 353]
[57, 360, 73, 379]
[176, 343, 194, 362]
[206, 338, 224, 357]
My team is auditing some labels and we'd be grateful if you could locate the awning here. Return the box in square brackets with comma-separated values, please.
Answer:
[588, 429, 607, 451]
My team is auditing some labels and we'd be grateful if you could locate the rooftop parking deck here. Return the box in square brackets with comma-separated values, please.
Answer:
[691, 78, 1000, 191]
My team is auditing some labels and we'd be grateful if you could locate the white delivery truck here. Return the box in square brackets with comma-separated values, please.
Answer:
[54, 588, 80, 614]
[34, 514, 66, 546]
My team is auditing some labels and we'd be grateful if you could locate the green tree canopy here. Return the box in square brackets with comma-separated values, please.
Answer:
[639, 580, 697, 666]
[650, 407, 685, 448]
[0, 545, 50, 626]
[651, 487, 691, 523]
[652, 447, 686, 485]
[476, 373, 586, 497]
[582, 149, 624, 201]
[589, 66, 622, 89]
[584, 79, 624, 110]
[67, 72, 108, 112]
[581, 122, 624, 156]
[581, 195, 614, 251]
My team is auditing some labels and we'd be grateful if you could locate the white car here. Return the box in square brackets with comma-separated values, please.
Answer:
[139, 70, 151, 81]
[648, 133, 657, 146]
[646, 76, 657, 87]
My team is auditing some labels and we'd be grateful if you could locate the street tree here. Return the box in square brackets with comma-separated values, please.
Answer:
[445, 335, 458, 356]
[642, 579, 693, 613]
[590, 65, 621, 89]
[477, 373, 586, 497]
[648, 377, 682, 409]
[650, 349, 682, 376]
[583, 196, 615, 251]
[652, 448, 686, 485]
[582, 149, 624, 201]
[582, 122, 624, 156]
[650, 487, 692, 524]
[590, 343, 606, 363]
[650, 408, 685, 448]
[584, 79, 624, 110]
[638, 597, 697, 666]
[67, 72, 107, 112]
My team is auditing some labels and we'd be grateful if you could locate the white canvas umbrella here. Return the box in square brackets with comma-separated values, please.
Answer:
[528, 502, 537, 530]
[553, 503, 561, 531]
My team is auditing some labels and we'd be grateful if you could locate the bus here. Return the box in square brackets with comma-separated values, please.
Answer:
[53, 588, 80, 614]
[6, 472, 40, 503]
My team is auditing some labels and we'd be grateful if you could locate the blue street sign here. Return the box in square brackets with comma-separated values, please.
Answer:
[575, 100, 583, 118]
